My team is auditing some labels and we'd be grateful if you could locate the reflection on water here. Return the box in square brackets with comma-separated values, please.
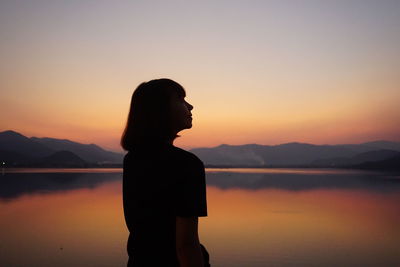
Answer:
[0, 169, 399, 266]
[206, 169, 400, 193]
[0, 171, 121, 201]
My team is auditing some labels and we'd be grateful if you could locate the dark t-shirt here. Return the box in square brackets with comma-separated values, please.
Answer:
[123, 143, 208, 267]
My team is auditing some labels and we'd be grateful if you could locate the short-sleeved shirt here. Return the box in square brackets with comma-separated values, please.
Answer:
[123, 143, 208, 267]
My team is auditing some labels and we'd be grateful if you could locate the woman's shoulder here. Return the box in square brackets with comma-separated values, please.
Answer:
[123, 145, 204, 166]
[170, 146, 204, 168]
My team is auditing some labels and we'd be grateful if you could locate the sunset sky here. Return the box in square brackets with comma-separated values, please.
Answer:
[1, 0, 399, 152]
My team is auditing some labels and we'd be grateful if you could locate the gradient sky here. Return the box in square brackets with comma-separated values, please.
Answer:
[1, 0, 399, 151]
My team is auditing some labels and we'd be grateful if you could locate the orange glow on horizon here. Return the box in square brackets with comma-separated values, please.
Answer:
[1, 2, 400, 151]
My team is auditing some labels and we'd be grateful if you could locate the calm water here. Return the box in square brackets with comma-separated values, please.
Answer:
[1, 168, 399, 267]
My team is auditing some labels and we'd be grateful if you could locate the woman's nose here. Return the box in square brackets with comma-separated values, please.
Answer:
[186, 102, 193, 110]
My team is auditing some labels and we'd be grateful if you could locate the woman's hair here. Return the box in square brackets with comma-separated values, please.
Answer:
[121, 78, 186, 151]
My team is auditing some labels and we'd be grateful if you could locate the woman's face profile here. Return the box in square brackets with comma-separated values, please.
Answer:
[169, 92, 194, 133]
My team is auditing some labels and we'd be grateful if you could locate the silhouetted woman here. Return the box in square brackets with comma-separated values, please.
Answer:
[121, 79, 210, 267]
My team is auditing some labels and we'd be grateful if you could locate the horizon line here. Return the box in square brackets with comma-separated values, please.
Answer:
[2, 129, 399, 153]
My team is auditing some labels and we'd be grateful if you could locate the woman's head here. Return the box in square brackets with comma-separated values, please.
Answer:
[121, 78, 193, 151]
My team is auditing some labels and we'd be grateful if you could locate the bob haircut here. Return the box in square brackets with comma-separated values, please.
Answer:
[121, 78, 186, 151]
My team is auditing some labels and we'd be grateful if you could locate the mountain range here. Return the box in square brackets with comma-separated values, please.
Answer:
[190, 141, 400, 169]
[0, 130, 123, 167]
[1, 130, 399, 169]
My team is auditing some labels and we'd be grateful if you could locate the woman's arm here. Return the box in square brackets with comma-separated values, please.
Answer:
[176, 216, 204, 267]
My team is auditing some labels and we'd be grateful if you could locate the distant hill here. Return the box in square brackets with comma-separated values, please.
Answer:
[190, 141, 400, 168]
[0, 130, 54, 158]
[311, 149, 400, 167]
[352, 153, 400, 170]
[0, 130, 123, 166]
[38, 151, 87, 167]
[0, 150, 34, 164]
[361, 141, 400, 151]
[31, 136, 122, 163]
